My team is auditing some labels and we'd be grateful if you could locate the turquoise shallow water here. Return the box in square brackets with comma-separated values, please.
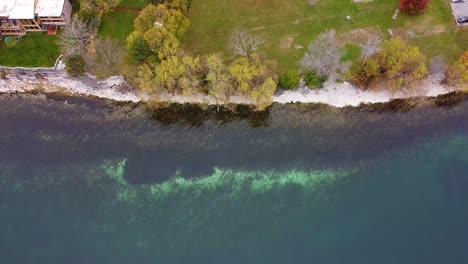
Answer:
[0, 94, 467, 263]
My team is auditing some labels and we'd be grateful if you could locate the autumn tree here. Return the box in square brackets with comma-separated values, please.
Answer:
[227, 54, 277, 109]
[205, 54, 233, 103]
[447, 51, 468, 86]
[229, 55, 268, 94]
[300, 30, 350, 82]
[162, 0, 189, 12]
[129, 3, 189, 61]
[144, 28, 180, 59]
[85, 38, 126, 79]
[229, 28, 265, 57]
[139, 55, 202, 95]
[360, 38, 427, 90]
[400, 0, 429, 14]
[251, 77, 277, 111]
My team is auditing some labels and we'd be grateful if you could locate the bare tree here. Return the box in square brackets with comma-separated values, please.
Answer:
[229, 28, 264, 57]
[359, 35, 382, 63]
[85, 38, 126, 79]
[59, 15, 95, 57]
[299, 30, 350, 81]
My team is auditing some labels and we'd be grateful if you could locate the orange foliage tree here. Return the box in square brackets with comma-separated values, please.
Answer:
[400, 0, 429, 14]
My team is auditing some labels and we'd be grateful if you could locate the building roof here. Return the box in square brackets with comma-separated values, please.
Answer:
[0, 0, 65, 19]
[1, 0, 35, 19]
[0, 0, 13, 18]
[36, 0, 65, 17]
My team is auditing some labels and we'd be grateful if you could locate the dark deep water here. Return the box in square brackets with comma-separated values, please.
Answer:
[0, 93, 467, 264]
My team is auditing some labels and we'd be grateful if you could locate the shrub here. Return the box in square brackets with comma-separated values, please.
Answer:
[5, 37, 18, 48]
[400, 0, 429, 14]
[303, 70, 325, 89]
[65, 55, 86, 77]
[278, 69, 300, 90]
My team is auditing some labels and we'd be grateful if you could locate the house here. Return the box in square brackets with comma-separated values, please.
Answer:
[0, 0, 72, 38]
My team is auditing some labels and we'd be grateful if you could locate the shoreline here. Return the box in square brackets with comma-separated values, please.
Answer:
[0, 68, 464, 108]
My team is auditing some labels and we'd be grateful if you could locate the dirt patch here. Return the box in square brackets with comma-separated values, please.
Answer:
[279, 35, 295, 49]
[402, 17, 447, 37]
[251, 26, 266, 31]
[339, 27, 383, 44]
[390, 24, 447, 39]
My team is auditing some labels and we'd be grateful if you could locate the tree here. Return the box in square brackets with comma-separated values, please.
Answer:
[65, 55, 86, 77]
[126, 31, 151, 64]
[251, 78, 277, 111]
[278, 69, 300, 90]
[130, 4, 189, 60]
[134, 4, 189, 38]
[81, 0, 121, 14]
[447, 51, 468, 86]
[59, 15, 95, 57]
[144, 27, 180, 60]
[361, 38, 427, 90]
[400, 0, 429, 14]
[229, 56, 262, 93]
[227, 54, 277, 108]
[78, 6, 101, 30]
[299, 30, 350, 82]
[138, 55, 202, 95]
[162, 0, 189, 11]
[85, 38, 126, 79]
[359, 35, 382, 63]
[205, 54, 233, 102]
[229, 28, 265, 57]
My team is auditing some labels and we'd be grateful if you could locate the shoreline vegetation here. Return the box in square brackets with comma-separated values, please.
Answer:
[0, 66, 466, 108]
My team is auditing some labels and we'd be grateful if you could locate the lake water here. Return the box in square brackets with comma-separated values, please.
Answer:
[0, 94, 467, 264]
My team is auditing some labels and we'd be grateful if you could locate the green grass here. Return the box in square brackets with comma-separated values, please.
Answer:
[0, 33, 60, 67]
[98, 10, 138, 43]
[183, 0, 467, 73]
[119, 0, 149, 9]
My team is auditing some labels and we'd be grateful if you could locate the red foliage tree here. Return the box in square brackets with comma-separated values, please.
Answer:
[400, 0, 429, 14]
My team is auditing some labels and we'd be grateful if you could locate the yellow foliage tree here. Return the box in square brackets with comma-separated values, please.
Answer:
[362, 38, 427, 90]
[251, 77, 277, 111]
[206, 54, 233, 103]
[129, 4, 189, 61]
[138, 55, 202, 95]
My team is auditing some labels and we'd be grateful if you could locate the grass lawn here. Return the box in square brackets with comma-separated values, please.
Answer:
[98, 10, 138, 43]
[0, 33, 59, 67]
[119, 0, 149, 9]
[183, 0, 467, 73]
